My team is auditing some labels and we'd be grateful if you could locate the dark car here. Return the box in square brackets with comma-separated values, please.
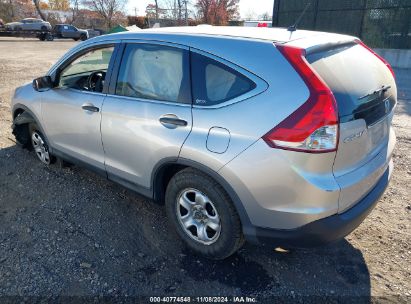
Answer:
[54, 24, 88, 41]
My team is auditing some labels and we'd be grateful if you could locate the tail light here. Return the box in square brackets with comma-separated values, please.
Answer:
[356, 39, 395, 78]
[262, 44, 339, 153]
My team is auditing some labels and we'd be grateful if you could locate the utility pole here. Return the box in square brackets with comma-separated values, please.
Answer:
[184, 0, 188, 25]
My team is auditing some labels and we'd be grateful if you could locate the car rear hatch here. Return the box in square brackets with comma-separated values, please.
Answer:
[304, 40, 396, 212]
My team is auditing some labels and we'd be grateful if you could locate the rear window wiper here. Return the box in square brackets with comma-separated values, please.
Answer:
[358, 85, 391, 100]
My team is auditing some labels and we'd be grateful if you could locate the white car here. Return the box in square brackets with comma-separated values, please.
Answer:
[6, 18, 51, 31]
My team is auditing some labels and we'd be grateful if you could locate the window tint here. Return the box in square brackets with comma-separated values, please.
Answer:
[116, 44, 191, 104]
[59, 46, 114, 92]
[191, 52, 256, 106]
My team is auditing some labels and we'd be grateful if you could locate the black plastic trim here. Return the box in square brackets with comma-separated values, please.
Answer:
[107, 43, 126, 95]
[52, 148, 107, 178]
[11, 104, 48, 143]
[249, 167, 391, 247]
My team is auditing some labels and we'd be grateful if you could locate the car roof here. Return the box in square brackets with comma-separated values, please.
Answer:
[96, 25, 354, 44]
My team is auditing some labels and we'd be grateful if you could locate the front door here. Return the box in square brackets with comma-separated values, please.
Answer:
[101, 42, 192, 189]
[41, 45, 116, 170]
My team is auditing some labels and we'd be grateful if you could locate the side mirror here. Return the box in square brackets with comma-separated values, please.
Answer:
[33, 76, 53, 92]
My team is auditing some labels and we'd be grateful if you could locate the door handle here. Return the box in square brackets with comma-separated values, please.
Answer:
[159, 114, 188, 129]
[82, 103, 99, 112]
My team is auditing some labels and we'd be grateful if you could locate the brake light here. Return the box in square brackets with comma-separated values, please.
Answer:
[356, 39, 395, 78]
[262, 44, 339, 153]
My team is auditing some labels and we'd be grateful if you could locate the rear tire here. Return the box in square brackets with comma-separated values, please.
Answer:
[165, 168, 244, 260]
[29, 123, 55, 165]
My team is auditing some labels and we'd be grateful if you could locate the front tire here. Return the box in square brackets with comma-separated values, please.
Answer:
[165, 168, 244, 260]
[29, 123, 55, 165]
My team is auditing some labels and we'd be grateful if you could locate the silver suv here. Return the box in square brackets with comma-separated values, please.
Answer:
[11, 27, 396, 259]
[6, 18, 52, 31]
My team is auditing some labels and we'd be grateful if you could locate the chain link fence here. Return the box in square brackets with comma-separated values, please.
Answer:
[272, 0, 411, 49]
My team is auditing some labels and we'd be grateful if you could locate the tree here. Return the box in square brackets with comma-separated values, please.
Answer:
[83, 0, 127, 28]
[33, 0, 47, 20]
[196, 0, 239, 25]
[259, 11, 271, 21]
[154, 0, 159, 20]
[48, 0, 70, 11]
[69, 0, 80, 24]
[0, 1, 14, 22]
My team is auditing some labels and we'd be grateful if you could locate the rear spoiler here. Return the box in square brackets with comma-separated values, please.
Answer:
[304, 40, 356, 56]
[282, 34, 357, 56]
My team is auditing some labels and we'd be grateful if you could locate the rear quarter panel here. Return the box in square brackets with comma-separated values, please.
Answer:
[180, 39, 309, 172]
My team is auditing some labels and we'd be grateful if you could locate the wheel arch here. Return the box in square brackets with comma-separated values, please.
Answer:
[12, 104, 50, 150]
[151, 157, 253, 232]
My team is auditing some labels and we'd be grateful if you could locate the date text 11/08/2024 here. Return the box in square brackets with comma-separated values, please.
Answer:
[149, 296, 257, 303]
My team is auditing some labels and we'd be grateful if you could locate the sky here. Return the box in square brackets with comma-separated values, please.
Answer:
[125, 0, 274, 20]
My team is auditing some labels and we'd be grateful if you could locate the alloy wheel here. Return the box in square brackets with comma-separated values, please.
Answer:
[176, 188, 221, 245]
[31, 131, 51, 165]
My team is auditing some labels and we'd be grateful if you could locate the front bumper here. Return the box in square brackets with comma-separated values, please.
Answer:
[246, 164, 391, 248]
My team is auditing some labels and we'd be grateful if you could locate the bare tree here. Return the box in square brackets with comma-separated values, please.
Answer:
[33, 0, 47, 20]
[70, 0, 80, 24]
[0, 1, 13, 21]
[84, 0, 127, 28]
[154, 0, 159, 20]
[259, 11, 271, 21]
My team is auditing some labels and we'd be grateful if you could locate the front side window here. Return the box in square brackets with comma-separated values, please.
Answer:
[59, 46, 114, 93]
[191, 52, 256, 106]
[116, 44, 191, 104]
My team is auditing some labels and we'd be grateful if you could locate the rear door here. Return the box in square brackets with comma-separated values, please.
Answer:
[101, 41, 192, 190]
[66, 26, 78, 38]
[307, 42, 396, 211]
[61, 25, 71, 38]
[21, 19, 30, 30]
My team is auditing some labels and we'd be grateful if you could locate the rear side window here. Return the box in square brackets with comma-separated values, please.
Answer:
[116, 44, 191, 104]
[191, 52, 256, 106]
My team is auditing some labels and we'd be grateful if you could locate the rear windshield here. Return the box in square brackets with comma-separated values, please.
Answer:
[307, 43, 395, 120]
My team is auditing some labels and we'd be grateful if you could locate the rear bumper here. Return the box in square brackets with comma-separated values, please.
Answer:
[246, 163, 392, 247]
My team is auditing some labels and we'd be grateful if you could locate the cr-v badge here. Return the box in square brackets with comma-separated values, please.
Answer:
[343, 130, 365, 143]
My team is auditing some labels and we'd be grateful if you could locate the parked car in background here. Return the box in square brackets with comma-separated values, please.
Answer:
[244, 20, 272, 27]
[53, 24, 88, 41]
[5, 18, 51, 31]
[11, 26, 396, 259]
